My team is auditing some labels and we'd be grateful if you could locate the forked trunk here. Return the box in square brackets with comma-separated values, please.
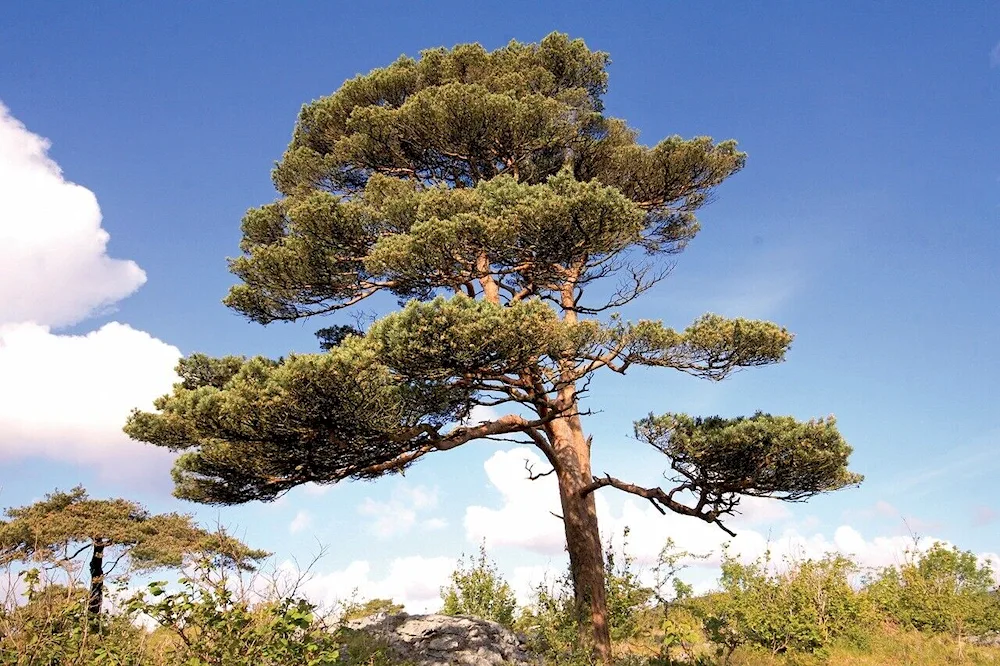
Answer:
[548, 410, 611, 663]
[88, 541, 105, 617]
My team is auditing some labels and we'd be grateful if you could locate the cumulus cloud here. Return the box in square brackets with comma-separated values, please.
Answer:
[423, 518, 448, 531]
[358, 485, 443, 539]
[0, 104, 146, 328]
[462, 404, 500, 425]
[294, 556, 456, 613]
[465, 449, 567, 555]
[0, 103, 182, 477]
[0, 322, 181, 474]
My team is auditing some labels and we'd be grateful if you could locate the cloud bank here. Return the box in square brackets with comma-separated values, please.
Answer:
[0, 103, 180, 476]
[0, 104, 146, 328]
[465, 448, 1000, 591]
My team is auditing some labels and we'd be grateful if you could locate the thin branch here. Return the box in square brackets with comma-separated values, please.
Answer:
[582, 474, 737, 537]
[524, 459, 556, 481]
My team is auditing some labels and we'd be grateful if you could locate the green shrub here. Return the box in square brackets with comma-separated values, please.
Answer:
[130, 576, 342, 666]
[705, 550, 873, 659]
[0, 569, 150, 665]
[440, 544, 517, 628]
[516, 530, 680, 664]
[339, 597, 404, 621]
[866, 542, 1000, 638]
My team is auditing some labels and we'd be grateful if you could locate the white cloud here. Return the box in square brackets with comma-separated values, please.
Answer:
[0, 322, 180, 475]
[0, 104, 183, 478]
[295, 555, 456, 613]
[0, 103, 146, 328]
[735, 496, 793, 524]
[359, 485, 442, 539]
[465, 449, 567, 555]
[289, 510, 312, 535]
[464, 447, 998, 594]
[462, 404, 500, 425]
[991, 41, 1000, 68]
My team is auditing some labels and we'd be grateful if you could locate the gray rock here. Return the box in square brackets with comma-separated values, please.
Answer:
[344, 612, 538, 665]
[969, 631, 1000, 647]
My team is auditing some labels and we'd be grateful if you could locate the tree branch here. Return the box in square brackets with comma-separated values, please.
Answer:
[525, 458, 557, 481]
[581, 474, 737, 537]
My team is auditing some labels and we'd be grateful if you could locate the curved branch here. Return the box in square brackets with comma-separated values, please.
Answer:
[581, 474, 736, 537]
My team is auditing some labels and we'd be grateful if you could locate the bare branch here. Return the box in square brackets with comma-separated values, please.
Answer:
[525, 458, 557, 481]
[581, 474, 736, 537]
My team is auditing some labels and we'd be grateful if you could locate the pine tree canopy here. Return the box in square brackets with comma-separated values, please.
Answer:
[0, 486, 268, 571]
[125, 33, 860, 534]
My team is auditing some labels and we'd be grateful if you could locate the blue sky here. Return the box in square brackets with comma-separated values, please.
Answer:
[1, 2, 998, 608]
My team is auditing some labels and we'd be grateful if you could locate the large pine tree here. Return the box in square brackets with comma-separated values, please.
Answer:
[125, 34, 861, 660]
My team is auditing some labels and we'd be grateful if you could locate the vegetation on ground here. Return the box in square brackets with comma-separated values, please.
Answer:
[2, 528, 997, 665]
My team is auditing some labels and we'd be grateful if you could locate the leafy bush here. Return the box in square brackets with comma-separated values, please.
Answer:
[705, 550, 874, 659]
[440, 544, 517, 628]
[0, 569, 151, 665]
[130, 576, 342, 665]
[516, 531, 689, 663]
[4, 527, 1000, 666]
[866, 542, 1000, 638]
[339, 597, 404, 621]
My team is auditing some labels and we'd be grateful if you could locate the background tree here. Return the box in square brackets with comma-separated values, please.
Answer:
[125, 33, 861, 661]
[0, 486, 267, 616]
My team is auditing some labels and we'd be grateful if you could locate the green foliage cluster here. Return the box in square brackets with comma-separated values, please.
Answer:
[705, 552, 875, 659]
[440, 544, 518, 628]
[866, 543, 1000, 638]
[131, 576, 342, 666]
[0, 487, 267, 618]
[436, 537, 1000, 666]
[0, 486, 265, 573]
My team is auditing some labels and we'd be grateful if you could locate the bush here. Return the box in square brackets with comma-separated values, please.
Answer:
[0, 569, 151, 665]
[515, 530, 685, 663]
[339, 597, 404, 621]
[130, 575, 342, 665]
[866, 542, 1000, 638]
[440, 544, 517, 629]
[705, 550, 874, 660]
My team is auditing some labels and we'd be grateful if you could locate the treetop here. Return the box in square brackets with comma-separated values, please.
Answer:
[0, 486, 267, 570]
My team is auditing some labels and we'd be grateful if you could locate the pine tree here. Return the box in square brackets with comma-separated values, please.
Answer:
[0, 486, 267, 616]
[125, 34, 861, 660]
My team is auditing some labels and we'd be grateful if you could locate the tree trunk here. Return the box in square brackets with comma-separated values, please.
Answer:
[547, 408, 611, 663]
[88, 541, 105, 617]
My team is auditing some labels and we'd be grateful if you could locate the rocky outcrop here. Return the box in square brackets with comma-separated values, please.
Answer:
[344, 612, 537, 666]
[969, 631, 1000, 647]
